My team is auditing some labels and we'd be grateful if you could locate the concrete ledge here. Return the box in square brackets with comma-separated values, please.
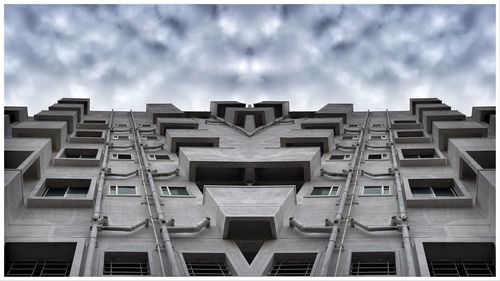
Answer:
[146, 103, 185, 123]
[58, 98, 90, 115]
[432, 121, 488, 151]
[280, 129, 334, 154]
[422, 110, 465, 134]
[5, 106, 29, 123]
[254, 101, 290, 118]
[34, 110, 78, 134]
[49, 103, 84, 123]
[157, 118, 199, 136]
[394, 130, 432, 143]
[416, 103, 451, 123]
[78, 119, 109, 129]
[166, 129, 219, 154]
[301, 118, 343, 135]
[210, 101, 246, 118]
[12, 121, 67, 151]
[69, 130, 106, 144]
[409, 98, 441, 115]
[315, 103, 353, 124]
[54, 147, 103, 167]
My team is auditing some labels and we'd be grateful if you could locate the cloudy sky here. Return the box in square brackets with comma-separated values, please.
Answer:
[4, 4, 496, 115]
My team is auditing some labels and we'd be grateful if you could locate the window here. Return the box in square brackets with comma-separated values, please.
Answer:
[61, 148, 98, 159]
[401, 148, 437, 159]
[114, 123, 128, 127]
[397, 130, 424, 138]
[74, 131, 102, 137]
[111, 153, 132, 160]
[83, 120, 106, 124]
[5, 242, 76, 277]
[348, 124, 360, 127]
[424, 242, 495, 277]
[112, 135, 130, 140]
[362, 186, 391, 196]
[141, 135, 158, 140]
[148, 154, 170, 160]
[371, 123, 386, 127]
[43, 186, 88, 198]
[370, 135, 387, 140]
[138, 124, 152, 127]
[160, 186, 189, 196]
[268, 253, 316, 276]
[411, 186, 457, 198]
[330, 154, 351, 161]
[108, 186, 138, 196]
[310, 186, 339, 196]
[103, 252, 150, 276]
[342, 136, 359, 140]
[393, 120, 416, 124]
[350, 252, 396, 276]
[367, 153, 388, 160]
[183, 253, 233, 276]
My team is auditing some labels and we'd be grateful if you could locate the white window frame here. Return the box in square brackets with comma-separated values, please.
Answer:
[148, 154, 171, 161]
[111, 153, 133, 160]
[160, 186, 190, 197]
[309, 186, 340, 197]
[108, 185, 139, 196]
[361, 185, 391, 196]
[112, 135, 130, 140]
[329, 154, 352, 161]
[342, 135, 359, 140]
[370, 135, 387, 140]
[366, 153, 388, 160]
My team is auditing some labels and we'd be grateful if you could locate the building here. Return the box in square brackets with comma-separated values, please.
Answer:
[3, 97, 496, 277]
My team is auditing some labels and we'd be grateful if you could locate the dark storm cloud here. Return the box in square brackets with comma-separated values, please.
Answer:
[4, 4, 496, 115]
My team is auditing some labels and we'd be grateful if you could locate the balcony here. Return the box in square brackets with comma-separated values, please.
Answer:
[156, 118, 199, 135]
[432, 121, 488, 151]
[409, 98, 442, 115]
[280, 129, 333, 155]
[166, 129, 219, 154]
[422, 110, 465, 134]
[403, 177, 472, 207]
[27, 177, 97, 207]
[54, 148, 102, 166]
[300, 117, 343, 135]
[397, 148, 446, 166]
[78, 119, 108, 129]
[34, 110, 78, 134]
[416, 103, 451, 123]
[69, 130, 106, 143]
[394, 130, 431, 143]
[12, 121, 67, 150]
[48, 103, 84, 122]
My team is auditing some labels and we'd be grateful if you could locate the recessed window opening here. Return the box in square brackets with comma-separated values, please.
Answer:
[394, 120, 417, 124]
[75, 131, 102, 138]
[141, 136, 158, 140]
[43, 186, 88, 198]
[62, 148, 98, 159]
[108, 186, 138, 196]
[350, 252, 396, 276]
[401, 148, 437, 159]
[111, 153, 132, 160]
[103, 252, 150, 276]
[160, 186, 189, 196]
[372, 123, 386, 127]
[112, 135, 130, 140]
[83, 120, 106, 124]
[148, 154, 170, 160]
[114, 124, 128, 127]
[330, 154, 351, 160]
[411, 185, 458, 198]
[268, 253, 316, 276]
[397, 131, 424, 138]
[348, 124, 360, 127]
[343, 135, 359, 140]
[367, 153, 388, 160]
[370, 135, 387, 140]
[184, 253, 232, 276]
[310, 186, 339, 196]
[362, 186, 391, 195]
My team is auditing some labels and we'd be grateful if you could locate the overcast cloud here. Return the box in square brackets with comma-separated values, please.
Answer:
[4, 4, 496, 115]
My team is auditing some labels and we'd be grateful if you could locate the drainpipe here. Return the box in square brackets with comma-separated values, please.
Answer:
[130, 111, 182, 276]
[85, 111, 114, 276]
[99, 218, 149, 232]
[318, 111, 370, 276]
[104, 169, 139, 177]
[110, 143, 135, 149]
[386, 110, 415, 276]
[167, 217, 211, 233]
[360, 169, 395, 178]
[320, 169, 348, 178]
[152, 169, 180, 178]
[289, 217, 333, 233]
[350, 217, 401, 232]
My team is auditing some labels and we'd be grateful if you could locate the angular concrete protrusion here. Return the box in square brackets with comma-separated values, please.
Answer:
[422, 110, 466, 134]
[432, 121, 488, 151]
[78, 119, 109, 130]
[254, 101, 290, 118]
[210, 101, 246, 118]
[11, 121, 67, 151]
[58, 98, 90, 115]
[203, 186, 296, 240]
[301, 117, 343, 135]
[471, 106, 495, 124]
[166, 129, 219, 154]
[409, 97, 442, 115]
[157, 118, 199, 136]
[5, 138, 52, 180]
[146, 103, 185, 124]
[315, 103, 353, 124]
[4, 106, 29, 124]
[69, 130, 106, 144]
[5, 115, 12, 137]
[48, 103, 84, 123]
[416, 103, 451, 123]
[224, 107, 275, 131]
[34, 110, 78, 134]
[390, 119, 422, 130]
[280, 129, 333, 154]
[447, 138, 495, 181]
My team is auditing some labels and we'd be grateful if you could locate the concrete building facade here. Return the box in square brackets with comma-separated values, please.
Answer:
[3, 97, 496, 277]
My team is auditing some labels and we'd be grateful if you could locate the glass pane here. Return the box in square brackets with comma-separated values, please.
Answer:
[363, 186, 382, 195]
[160, 186, 169, 196]
[330, 155, 345, 160]
[311, 187, 331, 196]
[118, 186, 137, 195]
[330, 186, 339, 195]
[432, 187, 457, 197]
[44, 187, 67, 197]
[109, 186, 117, 195]
[169, 187, 189, 196]
[118, 154, 132, 160]
[411, 186, 433, 197]
[383, 186, 391, 195]
[155, 155, 170, 160]
[66, 187, 88, 198]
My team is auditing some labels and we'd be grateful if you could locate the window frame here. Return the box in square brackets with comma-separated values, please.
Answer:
[111, 153, 133, 160]
[370, 135, 387, 140]
[160, 186, 192, 197]
[366, 153, 389, 160]
[342, 135, 359, 140]
[411, 185, 458, 198]
[42, 185, 89, 198]
[308, 186, 340, 197]
[360, 185, 392, 196]
[114, 123, 128, 127]
[112, 135, 130, 140]
[108, 185, 139, 196]
[141, 135, 158, 140]
[329, 154, 352, 161]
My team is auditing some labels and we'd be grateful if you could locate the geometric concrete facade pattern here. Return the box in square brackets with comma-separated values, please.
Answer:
[4, 97, 496, 277]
